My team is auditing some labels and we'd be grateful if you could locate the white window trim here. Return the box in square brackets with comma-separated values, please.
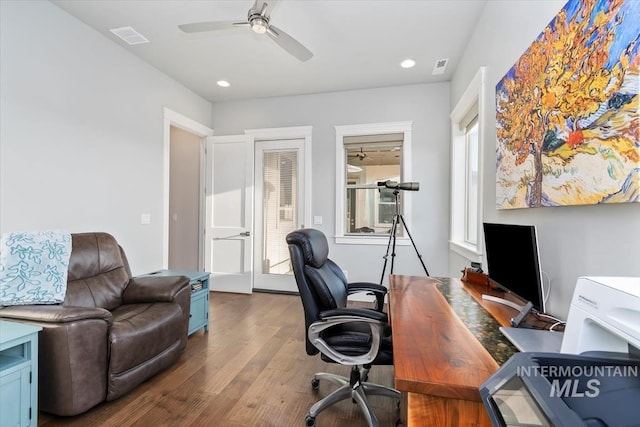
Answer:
[335, 121, 413, 245]
[449, 67, 486, 262]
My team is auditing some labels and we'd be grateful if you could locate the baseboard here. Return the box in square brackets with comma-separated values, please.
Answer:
[253, 288, 299, 296]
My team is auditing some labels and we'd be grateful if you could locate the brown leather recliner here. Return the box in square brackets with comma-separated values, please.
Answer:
[0, 232, 191, 416]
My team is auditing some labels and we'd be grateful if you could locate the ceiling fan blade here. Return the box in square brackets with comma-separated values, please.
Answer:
[266, 25, 313, 62]
[178, 21, 248, 33]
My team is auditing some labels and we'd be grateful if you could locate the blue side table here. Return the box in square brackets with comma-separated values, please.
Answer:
[0, 320, 42, 427]
[143, 270, 211, 335]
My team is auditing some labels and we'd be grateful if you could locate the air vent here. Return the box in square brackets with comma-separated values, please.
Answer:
[109, 26, 149, 45]
[432, 58, 449, 75]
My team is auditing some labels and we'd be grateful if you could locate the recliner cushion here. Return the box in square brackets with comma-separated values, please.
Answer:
[65, 233, 130, 310]
[108, 302, 184, 374]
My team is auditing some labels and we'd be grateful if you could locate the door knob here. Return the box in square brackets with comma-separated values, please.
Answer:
[240, 231, 251, 237]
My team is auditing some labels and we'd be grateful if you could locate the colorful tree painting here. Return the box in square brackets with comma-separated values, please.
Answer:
[495, 0, 639, 209]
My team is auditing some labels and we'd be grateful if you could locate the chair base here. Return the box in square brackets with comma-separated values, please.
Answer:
[307, 367, 400, 427]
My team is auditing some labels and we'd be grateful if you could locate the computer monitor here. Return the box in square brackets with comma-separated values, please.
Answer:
[483, 222, 546, 314]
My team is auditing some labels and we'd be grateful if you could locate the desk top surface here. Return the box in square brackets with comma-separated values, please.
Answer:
[389, 275, 503, 402]
[435, 278, 517, 365]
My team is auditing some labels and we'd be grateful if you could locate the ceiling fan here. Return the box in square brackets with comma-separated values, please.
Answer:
[348, 148, 370, 162]
[178, 0, 313, 62]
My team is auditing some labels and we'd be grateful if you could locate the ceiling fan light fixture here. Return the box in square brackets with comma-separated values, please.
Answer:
[250, 18, 268, 34]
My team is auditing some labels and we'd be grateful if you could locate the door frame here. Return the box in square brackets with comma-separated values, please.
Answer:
[244, 126, 313, 235]
[162, 108, 213, 269]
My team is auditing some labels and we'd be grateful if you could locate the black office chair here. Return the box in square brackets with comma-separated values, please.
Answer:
[286, 228, 400, 427]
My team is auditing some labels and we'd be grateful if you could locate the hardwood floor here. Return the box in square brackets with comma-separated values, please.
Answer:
[39, 292, 399, 426]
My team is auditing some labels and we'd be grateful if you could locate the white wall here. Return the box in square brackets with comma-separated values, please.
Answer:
[0, 1, 212, 274]
[450, 1, 640, 318]
[212, 83, 451, 283]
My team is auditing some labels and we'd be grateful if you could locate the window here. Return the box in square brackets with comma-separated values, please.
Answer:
[262, 149, 297, 273]
[450, 67, 485, 261]
[335, 122, 413, 245]
[465, 119, 479, 245]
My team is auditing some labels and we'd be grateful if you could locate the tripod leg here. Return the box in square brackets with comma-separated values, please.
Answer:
[397, 214, 430, 276]
[379, 214, 399, 285]
[389, 215, 398, 276]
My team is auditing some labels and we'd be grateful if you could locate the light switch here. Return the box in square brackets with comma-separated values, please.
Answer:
[141, 213, 151, 225]
[313, 216, 323, 225]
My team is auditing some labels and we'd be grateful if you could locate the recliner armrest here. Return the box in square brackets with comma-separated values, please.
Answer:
[0, 304, 112, 325]
[123, 275, 190, 304]
[347, 282, 387, 311]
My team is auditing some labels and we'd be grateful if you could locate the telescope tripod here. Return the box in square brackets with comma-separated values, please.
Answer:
[379, 190, 429, 285]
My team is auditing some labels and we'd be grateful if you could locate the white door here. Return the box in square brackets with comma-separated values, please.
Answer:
[205, 135, 253, 294]
[253, 139, 305, 293]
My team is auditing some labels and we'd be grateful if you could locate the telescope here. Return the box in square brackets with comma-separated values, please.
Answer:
[378, 180, 420, 191]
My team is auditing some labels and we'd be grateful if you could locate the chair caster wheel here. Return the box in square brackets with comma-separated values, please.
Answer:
[311, 378, 320, 390]
[305, 415, 315, 426]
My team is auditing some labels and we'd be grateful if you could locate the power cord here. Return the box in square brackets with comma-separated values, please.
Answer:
[549, 320, 566, 332]
[534, 312, 564, 323]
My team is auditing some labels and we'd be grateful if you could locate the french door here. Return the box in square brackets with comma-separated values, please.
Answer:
[253, 139, 305, 293]
[204, 135, 253, 294]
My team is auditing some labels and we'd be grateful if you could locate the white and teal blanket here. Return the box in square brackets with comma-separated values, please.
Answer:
[0, 230, 72, 306]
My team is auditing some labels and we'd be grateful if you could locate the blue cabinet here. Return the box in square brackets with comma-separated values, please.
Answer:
[0, 321, 41, 427]
[142, 270, 210, 335]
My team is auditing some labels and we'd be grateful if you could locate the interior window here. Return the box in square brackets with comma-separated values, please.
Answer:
[335, 122, 413, 245]
[345, 137, 403, 236]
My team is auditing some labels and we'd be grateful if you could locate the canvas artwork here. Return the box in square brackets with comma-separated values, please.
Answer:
[495, 0, 639, 209]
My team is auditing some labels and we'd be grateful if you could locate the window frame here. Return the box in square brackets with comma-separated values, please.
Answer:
[450, 67, 486, 262]
[335, 121, 413, 245]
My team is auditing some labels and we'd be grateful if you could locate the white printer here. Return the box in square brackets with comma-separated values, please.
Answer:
[561, 276, 640, 355]
[481, 276, 640, 427]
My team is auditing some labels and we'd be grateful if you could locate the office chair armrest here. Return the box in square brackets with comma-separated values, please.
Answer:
[310, 310, 386, 365]
[320, 307, 387, 323]
[347, 282, 387, 311]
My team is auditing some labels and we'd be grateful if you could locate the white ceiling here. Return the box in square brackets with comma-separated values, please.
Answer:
[52, 0, 487, 103]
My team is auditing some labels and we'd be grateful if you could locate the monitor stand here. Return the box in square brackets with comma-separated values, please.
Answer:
[481, 295, 534, 327]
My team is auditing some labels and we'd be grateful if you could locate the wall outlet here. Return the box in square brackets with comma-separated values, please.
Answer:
[313, 216, 323, 225]
[140, 213, 151, 225]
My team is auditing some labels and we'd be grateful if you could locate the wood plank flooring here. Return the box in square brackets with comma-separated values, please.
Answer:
[39, 292, 399, 426]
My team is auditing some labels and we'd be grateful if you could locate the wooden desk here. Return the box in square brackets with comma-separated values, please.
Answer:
[389, 275, 526, 426]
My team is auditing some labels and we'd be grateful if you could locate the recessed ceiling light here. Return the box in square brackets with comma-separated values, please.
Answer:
[217, 80, 230, 88]
[400, 59, 416, 69]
